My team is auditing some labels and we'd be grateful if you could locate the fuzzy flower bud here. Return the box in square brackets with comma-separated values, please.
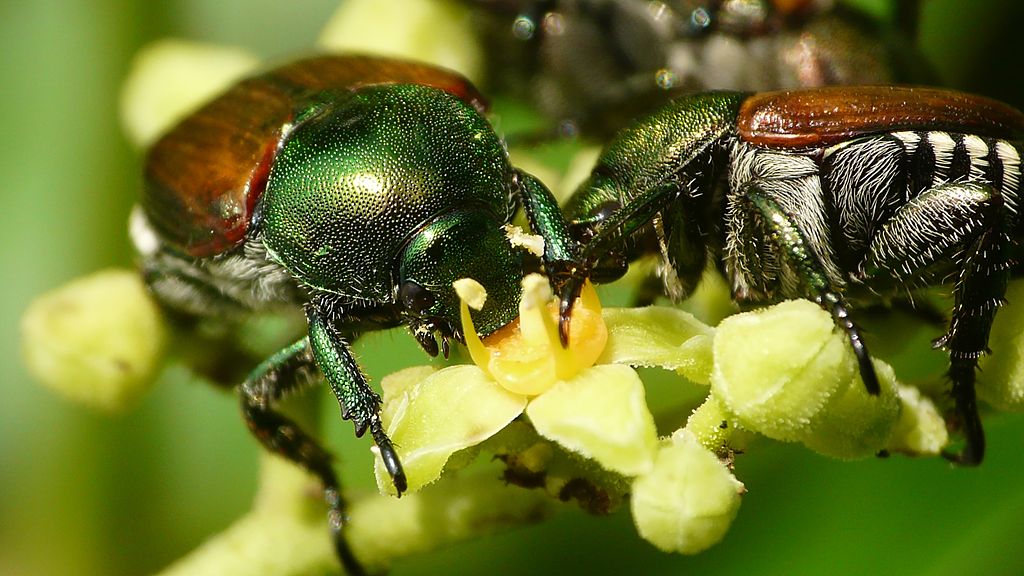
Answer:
[711, 299, 902, 456]
[977, 281, 1024, 411]
[631, 431, 744, 554]
[887, 385, 949, 456]
[120, 39, 258, 148]
[318, 0, 483, 84]
[21, 269, 167, 412]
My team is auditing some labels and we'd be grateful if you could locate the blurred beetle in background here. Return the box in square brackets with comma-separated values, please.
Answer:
[465, 0, 929, 137]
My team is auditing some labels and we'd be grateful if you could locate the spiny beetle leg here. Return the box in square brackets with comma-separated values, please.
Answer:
[818, 292, 880, 395]
[239, 338, 367, 575]
[307, 303, 407, 495]
[860, 181, 1009, 465]
[945, 359, 985, 466]
[738, 182, 880, 394]
[370, 414, 407, 494]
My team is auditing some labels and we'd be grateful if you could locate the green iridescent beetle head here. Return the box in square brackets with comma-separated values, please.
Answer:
[397, 210, 522, 351]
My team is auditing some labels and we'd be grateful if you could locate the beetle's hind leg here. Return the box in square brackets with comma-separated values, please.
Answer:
[860, 181, 1013, 465]
[239, 338, 368, 575]
[732, 182, 880, 394]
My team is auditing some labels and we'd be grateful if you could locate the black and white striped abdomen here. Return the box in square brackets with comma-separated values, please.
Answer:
[821, 130, 1022, 266]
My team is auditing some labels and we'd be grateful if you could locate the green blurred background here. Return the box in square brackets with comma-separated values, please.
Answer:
[4, 1, 1024, 574]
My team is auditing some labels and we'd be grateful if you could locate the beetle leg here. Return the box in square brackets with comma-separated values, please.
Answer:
[306, 304, 408, 493]
[239, 338, 366, 575]
[554, 179, 683, 343]
[734, 182, 880, 394]
[861, 181, 1011, 465]
[514, 169, 580, 276]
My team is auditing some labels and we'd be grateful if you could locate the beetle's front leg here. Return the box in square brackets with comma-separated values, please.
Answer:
[733, 182, 880, 394]
[548, 178, 683, 343]
[513, 169, 580, 279]
[239, 338, 366, 575]
[306, 304, 406, 492]
[861, 181, 1011, 465]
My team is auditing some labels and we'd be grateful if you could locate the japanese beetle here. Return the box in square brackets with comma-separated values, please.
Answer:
[466, 0, 929, 137]
[558, 85, 1024, 466]
[133, 54, 573, 575]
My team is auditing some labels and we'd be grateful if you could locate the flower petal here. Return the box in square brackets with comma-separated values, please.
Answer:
[526, 365, 658, 476]
[374, 365, 527, 494]
[599, 306, 714, 384]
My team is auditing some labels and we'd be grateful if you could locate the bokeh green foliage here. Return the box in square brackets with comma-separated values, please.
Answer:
[5, 1, 1024, 575]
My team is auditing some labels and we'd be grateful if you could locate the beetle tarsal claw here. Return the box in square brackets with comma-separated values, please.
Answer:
[556, 271, 589, 347]
[369, 415, 407, 495]
[558, 293, 575, 348]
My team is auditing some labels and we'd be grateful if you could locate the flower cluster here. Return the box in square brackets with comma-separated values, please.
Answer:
[18, 0, 1024, 573]
[370, 272, 956, 555]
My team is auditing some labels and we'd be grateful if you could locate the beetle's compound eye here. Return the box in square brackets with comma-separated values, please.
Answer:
[400, 280, 436, 314]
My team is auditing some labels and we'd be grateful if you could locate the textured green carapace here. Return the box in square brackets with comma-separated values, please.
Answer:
[565, 92, 747, 220]
[262, 84, 521, 335]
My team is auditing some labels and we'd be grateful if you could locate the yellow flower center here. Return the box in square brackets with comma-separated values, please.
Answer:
[455, 274, 608, 396]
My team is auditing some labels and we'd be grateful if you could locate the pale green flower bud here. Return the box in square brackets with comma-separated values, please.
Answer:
[22, 269, 167, 412]
[800, 360, 900, 459]
[887, 385, 949, 456]
[977, 281, 1024, 411]
[631, 431, 744, 554]
[711, 299, 904, 457]
[120, 39, 258, 148]
[319, 0, 483, 85]
[711, 299, 856, 441]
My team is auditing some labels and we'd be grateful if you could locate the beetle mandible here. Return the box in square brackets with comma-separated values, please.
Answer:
[558, 85, 1024, 465]
[133, 54, 574, 575]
